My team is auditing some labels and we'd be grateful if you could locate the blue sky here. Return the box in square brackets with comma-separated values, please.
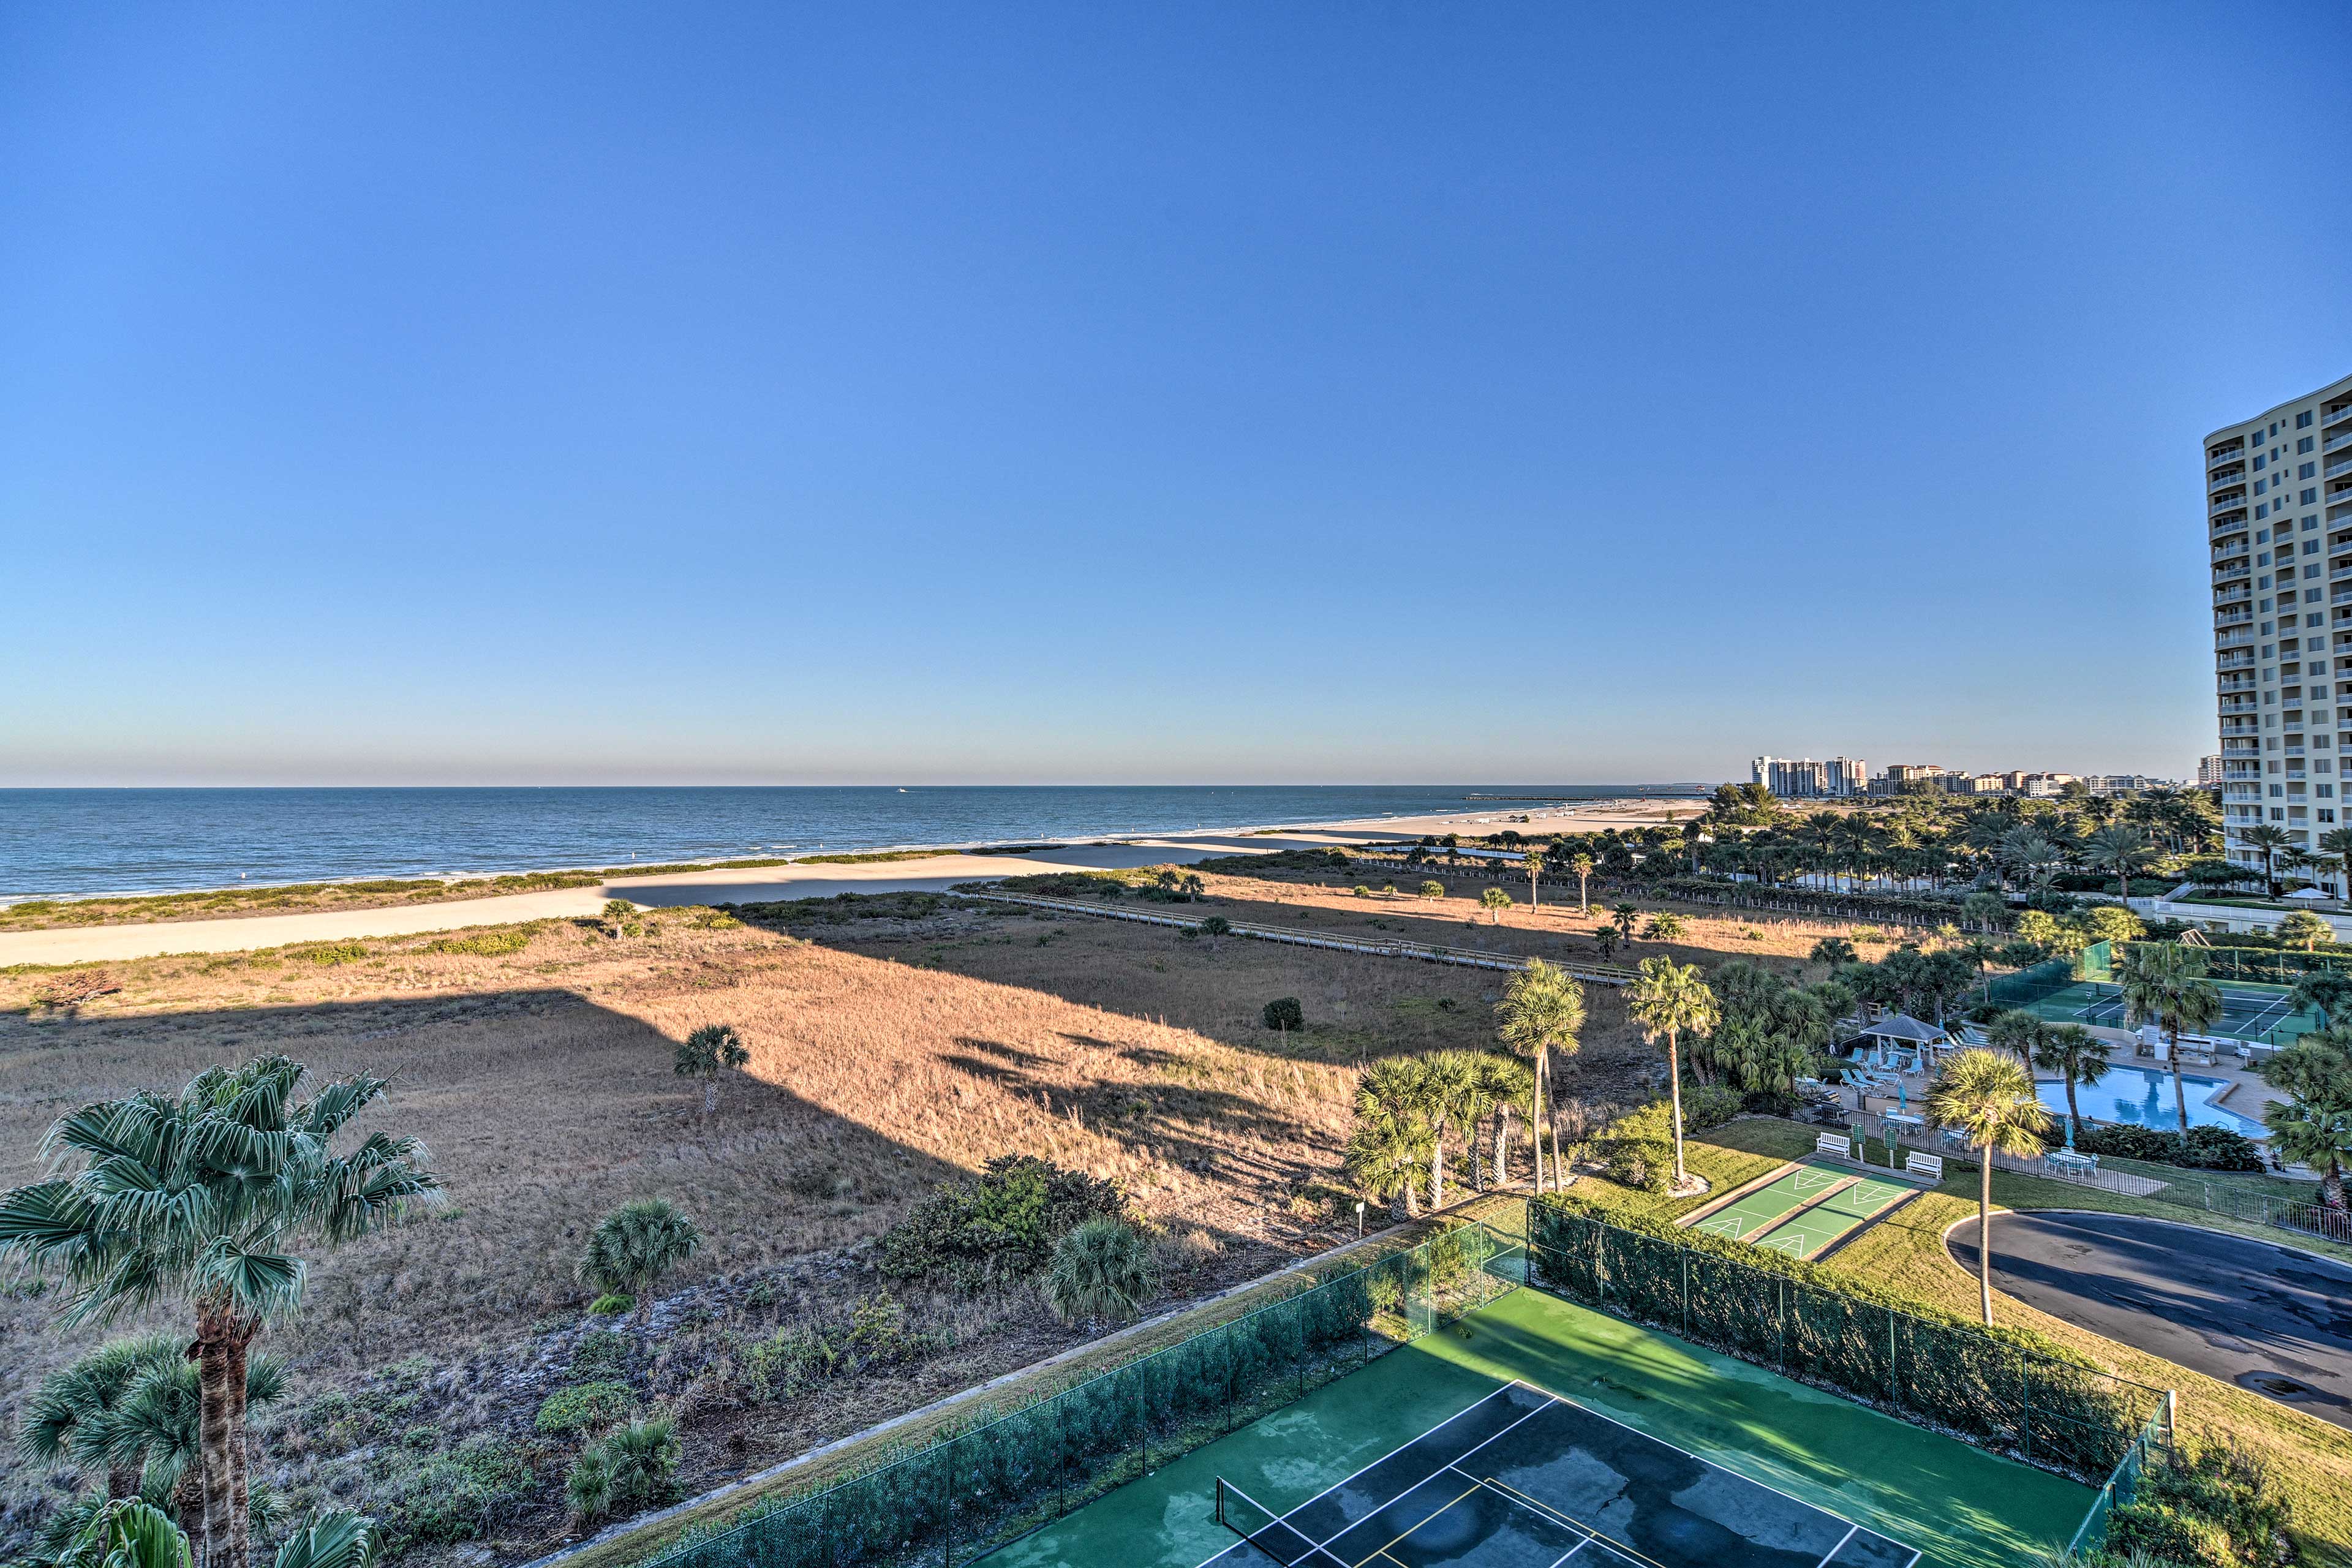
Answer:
[4, 2, 2348, 786]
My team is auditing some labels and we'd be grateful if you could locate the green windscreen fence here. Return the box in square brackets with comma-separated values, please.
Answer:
[1525, 1200, 2163, 1488]
[2075, 939, 2114, 984]
[641, 1222, 1523, 1568]
[2128, 941, 2352, 986]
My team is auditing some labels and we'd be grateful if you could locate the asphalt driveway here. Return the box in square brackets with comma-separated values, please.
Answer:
[1947, 1210, 2352, 1428]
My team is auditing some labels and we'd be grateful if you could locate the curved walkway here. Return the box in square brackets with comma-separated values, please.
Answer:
[1948, 1211, 2352, 1428]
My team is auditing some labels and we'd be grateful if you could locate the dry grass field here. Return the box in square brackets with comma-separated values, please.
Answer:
[0, 873, 1973, 1565]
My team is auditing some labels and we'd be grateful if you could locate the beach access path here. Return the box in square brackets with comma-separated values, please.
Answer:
[0, 797, 1698, 967]
[0, 831, 1316, 965]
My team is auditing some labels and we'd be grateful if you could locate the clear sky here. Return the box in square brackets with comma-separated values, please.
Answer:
[4, 2, 2348, 786]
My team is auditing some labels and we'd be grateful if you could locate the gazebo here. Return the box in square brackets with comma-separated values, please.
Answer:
[1849, 1012, 1946, 1073]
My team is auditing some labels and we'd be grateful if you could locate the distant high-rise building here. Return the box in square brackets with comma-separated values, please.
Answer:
[2209, 372, 2352, 892]
[2198, 755, 2223, 788]
[1752, 755, 1864, 799]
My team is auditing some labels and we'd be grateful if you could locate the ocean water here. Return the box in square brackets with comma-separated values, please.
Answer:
[0, 785, 1706, 902]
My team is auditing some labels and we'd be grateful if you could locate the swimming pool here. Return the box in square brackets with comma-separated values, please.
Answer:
[2037, 1066, 2268, 1138]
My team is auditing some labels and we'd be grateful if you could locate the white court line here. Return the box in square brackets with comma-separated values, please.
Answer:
[1191, 1383, 1542, 1568]
[1815, 1524, 1861, 1568]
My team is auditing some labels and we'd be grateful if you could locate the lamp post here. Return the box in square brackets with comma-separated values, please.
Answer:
[1355, 1200, 1366, 1238]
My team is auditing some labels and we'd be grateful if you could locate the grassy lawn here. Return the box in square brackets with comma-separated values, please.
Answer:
[1600, 1118, 2352, 1567]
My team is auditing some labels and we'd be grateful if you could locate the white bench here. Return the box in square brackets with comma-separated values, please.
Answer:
[1904, 1152, 1943, 1183]
[1817, 1132, 1855, 1162]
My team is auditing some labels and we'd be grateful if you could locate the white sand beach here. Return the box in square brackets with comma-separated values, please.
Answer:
[0, 798, 1700, 967]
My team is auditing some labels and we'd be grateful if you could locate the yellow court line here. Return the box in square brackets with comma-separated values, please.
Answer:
[1349, 1480, 1485, 1568]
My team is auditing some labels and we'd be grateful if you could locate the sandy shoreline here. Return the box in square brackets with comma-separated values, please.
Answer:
[0, 797, 1700, 966]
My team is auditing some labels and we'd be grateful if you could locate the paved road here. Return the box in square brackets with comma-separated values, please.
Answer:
[1948, 1210, 2352, 1428]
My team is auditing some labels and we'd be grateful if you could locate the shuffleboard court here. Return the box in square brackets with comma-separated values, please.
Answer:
[1686, 1163, 1851, 1243]
[1749, 1174, 1914, 1261]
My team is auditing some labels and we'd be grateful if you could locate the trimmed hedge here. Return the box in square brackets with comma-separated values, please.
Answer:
[1527, 1198, 2159, 1484]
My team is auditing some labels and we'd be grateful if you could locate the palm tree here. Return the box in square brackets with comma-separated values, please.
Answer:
[1924, 1049, 2052, 1325]
[1569, 853, 1596, 913]
[2288, 968, 2352, 1027]
[1479, 886, 1514, 924]
[83, 1349, 290, 1542]
[1592, 925, 1619, 960]
[577, 1199, 702, 1309]
[2083, 823, 2155, 902]
[2239, 824, 2293, 897]
[20, 1336, 179, 1501]
[0, 1057, 437, 1568]
[1998, 827, 2063, 893]
[2260, 1027, 2352, 1210]
[673, 1023, 751, 1121]
[2317, 826, 2352, 899]
[1042, 1218, 1155, 1324]
[1984, 1009, 2045, 1069]
[1959, 939, 1997, 1003]
[1347, 1060, 1435, 1219]
[1624, 957, 1720, 1192]
[2278, 910, 2332, 952]
[1415, 1050, 1482, 1210]
[1611, 902, 1641, 944]
[2032, 1023, 2110, 1139]
[2116, 943, 2224, 1143]
[1809, 936, 1857, 969]
[1471, 1052, 1534, 1191]
[1521, 851, 1545, 910]
[1494, 960, 1585, 1194]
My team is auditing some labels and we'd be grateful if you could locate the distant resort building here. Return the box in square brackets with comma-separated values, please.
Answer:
[1751, 755, 1866, 799]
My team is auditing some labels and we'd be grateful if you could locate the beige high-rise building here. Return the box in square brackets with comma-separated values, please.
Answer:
[2211, 373, 2352, 889]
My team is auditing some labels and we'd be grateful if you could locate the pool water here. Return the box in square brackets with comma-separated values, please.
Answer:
[2037, 1066, 2267, 1138]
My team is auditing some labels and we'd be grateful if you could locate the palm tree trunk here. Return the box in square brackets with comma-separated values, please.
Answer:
[1977, 1151, 1995, 1326]
[2168, 1028, 2190, 1144]
[1494, 1106, 1510, 1191]
[2065, 1074, 2081, 1138]
[224, 1325, 254, 1568]
[1531, 1054, 1548, 1194]
[1429, 1120, 1446, 1212]
[2323, 1157, 2345, 1212]
[1578, 874, 1588, 913]
[704, 1078, 717, 1120]
[194, 1311, 237, 1568]
[1666, 1032, 1687, 1188]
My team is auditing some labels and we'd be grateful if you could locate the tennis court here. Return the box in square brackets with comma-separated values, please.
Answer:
[981, 1285, 2091, 1568]
[1686, 1164, 1849, 1243]
[1747, 1175, 1914, 1262]
[2015, 976, 2318, 1044]
[1207, 1381, 1920, 1568]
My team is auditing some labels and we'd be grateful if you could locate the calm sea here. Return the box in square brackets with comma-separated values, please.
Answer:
[0, 786, 1708, 902]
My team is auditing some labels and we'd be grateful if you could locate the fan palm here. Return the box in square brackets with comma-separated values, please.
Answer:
[19, 1335, 179, 1500]
[1469, 1052, 1534, 1192]
[1984, 1009, 2045, 1069]
[1924, 1049, 2052, 1325]
[1624, 958, 1720, 1191]
[2288, 968, 2352, 1027]
[673, 1023, 750, 1121]
[2083, 824, 2155, 902]
[1346, 1059, 1436, 1219]
[1568, 853, 1595, 912]
[2032, 1023, 2110, 1139]
[1041, 1218, 1155, 1325]
[0, 1058, 436, 1568]
[576, 1198, 703, 1306]
[2261, 1027, 2352, 1210]
[2317, 826, 2352, 899]
[1521, 851, 1544, 910]
[1494, 961, 1585, 1194]
[2239, 824, 2293, 897]
[2116, 943, 2224, 1144]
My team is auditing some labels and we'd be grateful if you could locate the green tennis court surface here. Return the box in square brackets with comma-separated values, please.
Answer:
[979, 1286, 2089, 1568]
[1687, 1163, 1850, 1242]
[2015, 978, 2318, 1043]
[1749, 1174, 1914, 1261]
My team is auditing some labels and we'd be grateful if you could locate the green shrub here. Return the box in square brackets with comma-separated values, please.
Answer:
[1262, 997, 1305, 1032]
[587, 1293, 635, 1316]
[298, 942, 372, 965]
[739, 1293, 949, 1400]
[878, 1156, 1128, 1291]
[421, 925, 535, 957]
[565, 1415, 684, 1525]
[2068, 1121, 2263, 1171]
[578, 1198, 701, 1300]
[1678, 1084, 1743, 1133]
[737, 891, 948, 924]
[570, 1329, 629, 1378]
[371, 1435, 535, 1546]
[534, 1381, 635, 1435]
[1042, 1218, 1157, 1324]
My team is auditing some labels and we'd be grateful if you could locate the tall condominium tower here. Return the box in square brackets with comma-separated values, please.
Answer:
[2211, 372, 2352, 889]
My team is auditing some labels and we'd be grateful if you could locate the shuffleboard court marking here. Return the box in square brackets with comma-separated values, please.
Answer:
[1687, 1162, 1855, 1242]
[1749, 1174, 1917, 1261]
